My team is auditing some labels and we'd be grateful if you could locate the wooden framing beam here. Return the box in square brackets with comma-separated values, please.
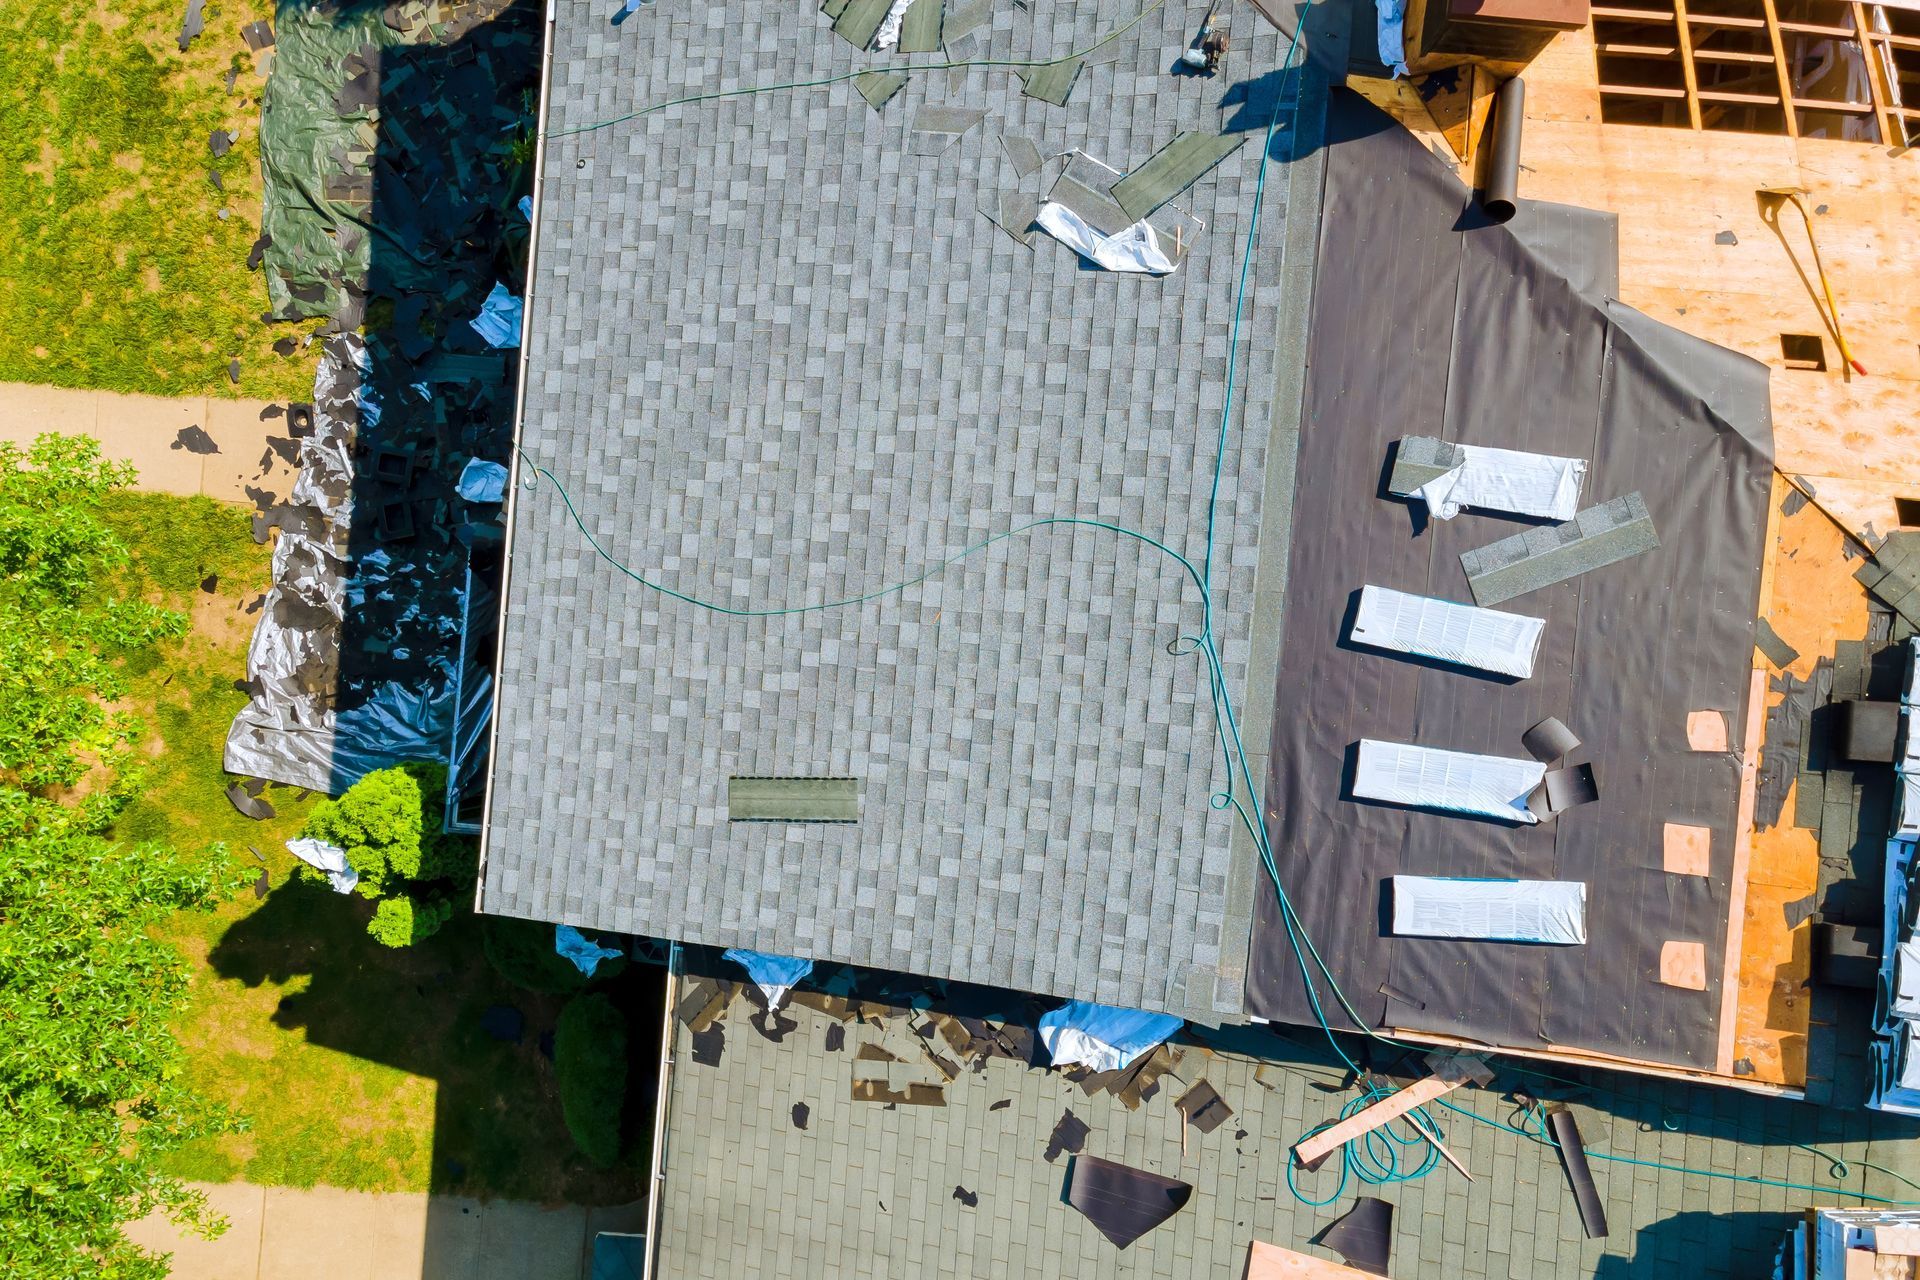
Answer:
[1671, 0, 1706, 128]
[1760, 0, 1801, 138]
[1599, 82, 1690, 97]
[1856, 3, 1897, 144]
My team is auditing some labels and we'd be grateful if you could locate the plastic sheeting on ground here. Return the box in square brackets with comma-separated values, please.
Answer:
[1034, 202, 1177, 275]
[1354, 739, 1544, 824]
[287, 837, 359, 894]
[555, 924, 623, 976]
[1350, 585, 1545, 679]
[723, 948, 814, 1011]
[1391, 876, 1587, 944]
[456, 459, 509, 503]
[468, 281, 524, 348]
[1411, 443, 1588, 521]
[1038, 1001, 1183, 1073]
[256, 2, 390, 320]
[224, 335, 461, 794]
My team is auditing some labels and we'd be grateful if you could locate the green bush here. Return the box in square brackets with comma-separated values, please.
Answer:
[295, 763, 473, 948]
[367, 894, 453, 948]
[553, 994, 628, 1169]
[482, 914, 627, 995]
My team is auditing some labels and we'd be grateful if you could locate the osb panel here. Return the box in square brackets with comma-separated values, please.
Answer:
[1725, 497, 1870, 1083]
[1513, 30, 1920, 503]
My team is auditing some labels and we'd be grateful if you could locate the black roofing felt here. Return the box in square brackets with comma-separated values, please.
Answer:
[1243, 93, 1774, 1070]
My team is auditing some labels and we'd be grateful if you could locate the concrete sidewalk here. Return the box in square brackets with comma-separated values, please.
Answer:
[0, 381, 299, 504]
[125, 1181, 647, 1280]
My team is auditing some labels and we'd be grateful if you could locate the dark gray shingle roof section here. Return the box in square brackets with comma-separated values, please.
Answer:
[482, 0, 1323, 1018]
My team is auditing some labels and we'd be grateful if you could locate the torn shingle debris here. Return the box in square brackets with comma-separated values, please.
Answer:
[1043, 1108, 1090, 1163]
[691, 1024, 726, 1067]
[1174, 1079, 1233, 1134]
[1546, 1105, 1609, 1238]
[171, 425, 220, 455]
[1065, 1155, 1192, 1250]
[224, 781, 275, 820]
[1110, 131, 1248, 222]
[909, 106, 989, 157]
[1315, 1196, 1394, 1276]
[1016, 57, 1083, 106]
[854, 70, 909, 110]
[177, 0, 205, 52]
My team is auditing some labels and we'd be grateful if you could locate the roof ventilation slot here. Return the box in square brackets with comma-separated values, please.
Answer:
[727, 776, 860, 823]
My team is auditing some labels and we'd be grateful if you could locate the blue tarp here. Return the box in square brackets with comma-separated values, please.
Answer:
[724, 947, 814, 1010]
[468, 280, 523, 349]
[555, 924, 623, 976]
[1038, 1000, 1183, 1073]
[456, 458, 509, 503]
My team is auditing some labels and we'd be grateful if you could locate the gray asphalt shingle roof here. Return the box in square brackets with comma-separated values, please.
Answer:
[481, 0, 1316, 1018]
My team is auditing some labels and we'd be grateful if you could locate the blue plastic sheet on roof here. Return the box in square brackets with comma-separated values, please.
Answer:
[1038, 1000, 1184, 1073]
[468, 280, 523, 349]
[555, 924, 623, 976]
[724, 947, 813, 989]
[518, 195, 533, 222]
[724, 948, 814, 1010]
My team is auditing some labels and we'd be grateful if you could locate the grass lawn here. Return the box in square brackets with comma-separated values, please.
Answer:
[0, 0, 318, 398]
[104, 491, 646, 1203]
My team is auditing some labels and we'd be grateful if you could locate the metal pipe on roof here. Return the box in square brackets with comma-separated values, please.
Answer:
[1481, 75, 1527, 224]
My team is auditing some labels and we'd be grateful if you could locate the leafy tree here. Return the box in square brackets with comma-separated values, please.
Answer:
[0, 435, 246, 1280]
[0, 436, 182, 795]
[294, 763, 473, 947]
[553, 994, 629, 1169]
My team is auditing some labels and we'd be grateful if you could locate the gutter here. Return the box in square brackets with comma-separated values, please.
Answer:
[472, 0, 559, 908]
[641, 942, 681, 1279]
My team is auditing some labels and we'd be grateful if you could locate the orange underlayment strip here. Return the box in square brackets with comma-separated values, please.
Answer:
[1725, 492, 1868, 1085]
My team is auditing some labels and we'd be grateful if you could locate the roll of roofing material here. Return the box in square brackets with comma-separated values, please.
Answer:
[1482, 76, 1526, 223]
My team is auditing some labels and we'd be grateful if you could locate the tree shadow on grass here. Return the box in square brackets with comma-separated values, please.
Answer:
[205, 877, 661, 1211]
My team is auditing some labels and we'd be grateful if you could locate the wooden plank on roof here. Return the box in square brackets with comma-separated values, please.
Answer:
[1291, 1075, 1462, 1169]
[1247, 1240, 1379, 1278]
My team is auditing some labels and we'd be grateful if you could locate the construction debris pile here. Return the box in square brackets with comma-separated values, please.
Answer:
[671, 954, 1609, 1261]
[224, 0, 539, 798]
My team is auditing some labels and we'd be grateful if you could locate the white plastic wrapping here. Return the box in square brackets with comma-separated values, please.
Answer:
[1350, 585, 1546, 678]
[1411, 443, 1588, 521]
[1354, 739, 1545, 824]
[286, 837, 358, 894]
[1035, 202, 1177, 275]
[1391, 875, 1587, 944]
[1896, 937, 1920, 1020]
